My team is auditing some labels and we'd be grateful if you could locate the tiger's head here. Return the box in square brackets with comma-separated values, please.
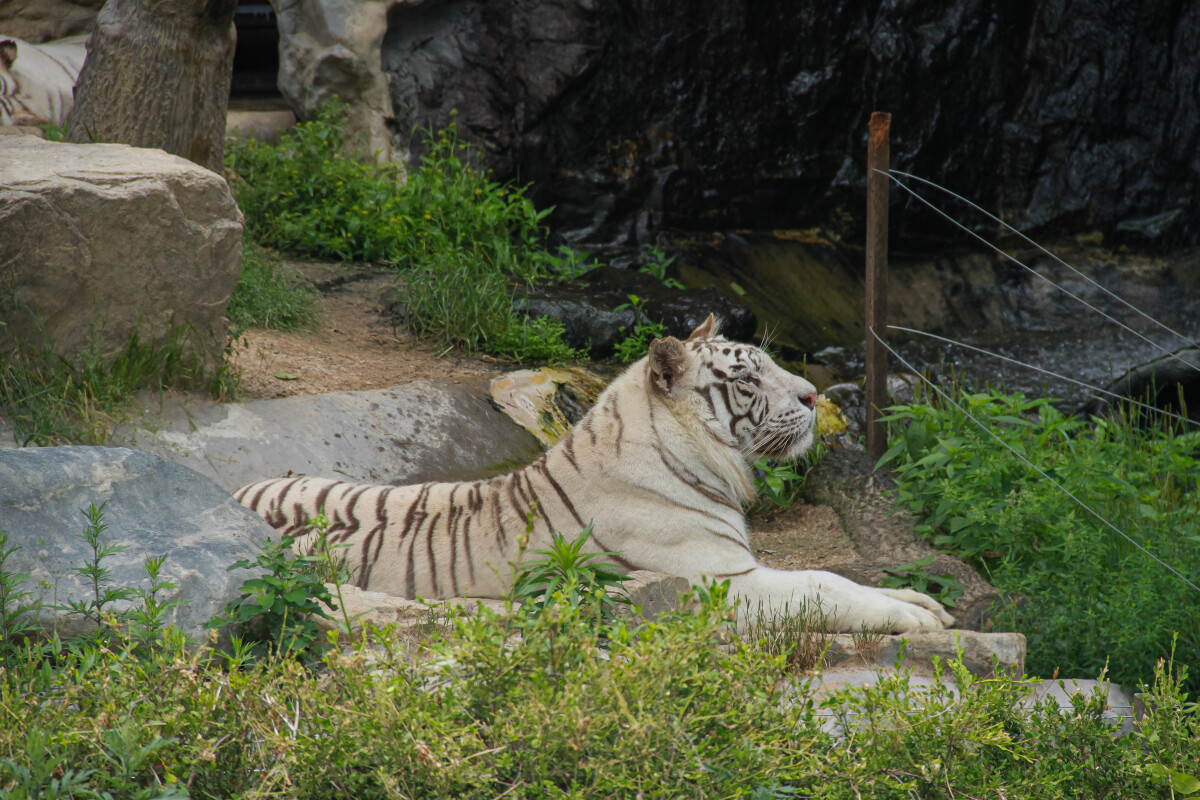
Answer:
[646, 314, 818, 464]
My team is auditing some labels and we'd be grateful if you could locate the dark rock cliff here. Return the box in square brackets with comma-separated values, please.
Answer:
[381, 0, 1199, 252]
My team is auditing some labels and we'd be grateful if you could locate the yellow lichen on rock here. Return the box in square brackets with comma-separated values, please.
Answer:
[816, 393, 849, 437]
[489, 367, 607, 447]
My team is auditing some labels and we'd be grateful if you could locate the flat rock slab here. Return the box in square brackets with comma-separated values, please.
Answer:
[823, 629, 1026, 677]
[801, 669, 1135, 737]
[0, 446, 272, 643]
[116, 377, 545, 493]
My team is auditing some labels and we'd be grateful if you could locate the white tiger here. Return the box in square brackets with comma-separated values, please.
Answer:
[0, 35, 88, 127]
[237, 314, 954, 633]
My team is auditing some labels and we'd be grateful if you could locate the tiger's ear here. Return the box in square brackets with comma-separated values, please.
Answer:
[0, 40, 17, 70]
[686, 313, 717, 341]
[648, 336, 688, 397]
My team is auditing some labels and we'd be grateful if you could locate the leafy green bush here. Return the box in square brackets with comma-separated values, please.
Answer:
[206, 532, 344, 662]
[225, 238, 321, 330]
[227, 104, 588, 357]
[881, 388, 1200, 689]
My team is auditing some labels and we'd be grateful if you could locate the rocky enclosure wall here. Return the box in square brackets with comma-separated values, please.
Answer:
[378, 0, 1199, 251]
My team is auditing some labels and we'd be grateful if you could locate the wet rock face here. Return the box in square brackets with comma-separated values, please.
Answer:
[381, 0, 1200, 250]
[518, 265, 758, 357]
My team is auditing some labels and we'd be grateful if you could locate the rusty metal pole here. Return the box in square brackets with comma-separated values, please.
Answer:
[865, 112, 890, 461]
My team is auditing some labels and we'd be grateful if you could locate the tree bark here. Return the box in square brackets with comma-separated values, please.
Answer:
[65, 0, 237, 173]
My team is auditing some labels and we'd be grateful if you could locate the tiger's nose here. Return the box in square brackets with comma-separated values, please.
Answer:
[801, 392, 817, 410]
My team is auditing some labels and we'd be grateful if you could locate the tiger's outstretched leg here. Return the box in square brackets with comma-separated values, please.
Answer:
[721, 566, 954, 633]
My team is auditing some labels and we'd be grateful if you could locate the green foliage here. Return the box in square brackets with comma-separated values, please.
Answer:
[0, 291, 238, 445]
[225, 237, 322, 330]
[613, 293, 667, 363]
[880, 554, 965, 608]
[753, 457, 806, 509]
[36, 122, 65, 142]
[484, 315, 586, 365]
[227, 103, 587, 356]
[0, 531, 41, 677]
[206, 533, 341, 662]
[638, 244, 684, 289]
[881, 387, 1200, 688]
[750, 442, 824, 514]
[65, 502, 132, 621]
[511, 524, 631, 631]
[226, 99, 405, 262]
[4, 575, 1200, 798]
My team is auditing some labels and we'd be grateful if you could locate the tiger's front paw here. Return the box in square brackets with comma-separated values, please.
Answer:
[877, 587, 956, 630]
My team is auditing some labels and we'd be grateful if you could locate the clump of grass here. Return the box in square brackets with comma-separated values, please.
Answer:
[0, 291, 238, 445]
[882, 387, 1200, 690]
[226, 102, 589, 358]
[225, 238, 322, 330]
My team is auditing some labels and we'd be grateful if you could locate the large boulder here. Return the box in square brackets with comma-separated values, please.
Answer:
[116, 376, 547, 493]
[0, 446, 273, 643]
[0, 0, 101, 42]
[0, 137, 243, 371]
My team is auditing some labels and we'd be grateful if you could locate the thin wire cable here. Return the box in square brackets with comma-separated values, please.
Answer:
[878, 169, 1200, 376]
[870, 326, 1200, 596]
[888, 325, 1200, 428]
[889, 169, 1200, 352]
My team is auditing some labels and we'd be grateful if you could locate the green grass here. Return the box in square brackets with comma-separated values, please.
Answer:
[225, 239, 322, 331]
[226, 103, 589, 359]
[881, 388, 1200, 690]
[0, 292, 239, 446]
[2, 515, 1199, 799]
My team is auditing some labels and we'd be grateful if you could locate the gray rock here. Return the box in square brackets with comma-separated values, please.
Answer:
[1079, 347, 1200, 425]
[0, 138, 243, 372]
[116, 377, 545, 493]
[377, 0, 1200, 251]
[620, 570, 690, 622]
[517, 265, 758, 358]
[823, 630, 1026, 678]
[0, 446, 273, 643]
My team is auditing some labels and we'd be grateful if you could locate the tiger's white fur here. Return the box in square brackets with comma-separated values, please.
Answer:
[236, 315, 953, 633]
[0, 35, 88, 127]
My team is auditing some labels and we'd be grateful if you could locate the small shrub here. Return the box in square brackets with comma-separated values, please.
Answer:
[879, 554, 965, 608]
[613, 293, 667, 363]
[511, 524, 631, 632]
[638, 244, 684, 289]
[206, 534, 341, 662]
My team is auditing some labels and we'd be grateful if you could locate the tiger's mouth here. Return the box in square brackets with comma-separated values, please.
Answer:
[751, 414, 814, 461]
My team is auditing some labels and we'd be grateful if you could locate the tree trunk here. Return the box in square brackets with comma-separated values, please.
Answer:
[65, 0, 237, 173]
